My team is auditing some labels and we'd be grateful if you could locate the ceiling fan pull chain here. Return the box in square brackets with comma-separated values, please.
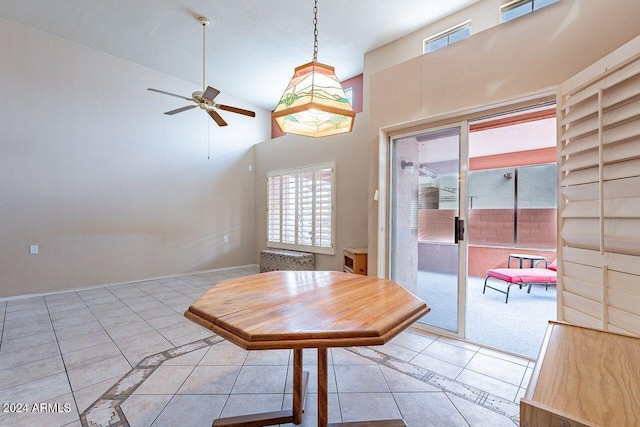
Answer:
[313, 0, 318, 62]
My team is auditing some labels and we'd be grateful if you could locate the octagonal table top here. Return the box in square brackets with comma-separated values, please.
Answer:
[185, 271, 430, 350]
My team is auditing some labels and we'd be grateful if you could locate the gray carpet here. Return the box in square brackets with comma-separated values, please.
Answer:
[415, 271, 557, 358]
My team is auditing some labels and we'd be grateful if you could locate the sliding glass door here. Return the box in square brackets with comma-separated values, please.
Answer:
[387, 103, 558, 357]
[390, 126, 465, 333]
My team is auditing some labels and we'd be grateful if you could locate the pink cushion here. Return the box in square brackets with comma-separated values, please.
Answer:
[486, 268, 557, 283]
[548, 259, 557, 271]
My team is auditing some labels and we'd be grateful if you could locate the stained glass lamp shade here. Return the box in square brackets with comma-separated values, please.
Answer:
[272, 61, 355, 138]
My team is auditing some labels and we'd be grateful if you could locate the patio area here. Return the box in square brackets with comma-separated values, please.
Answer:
[415, 271, 557, 358]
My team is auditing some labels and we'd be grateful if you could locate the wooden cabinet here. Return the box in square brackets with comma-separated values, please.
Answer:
[343, 247, 368, 275]
[521, 321, 640, 427]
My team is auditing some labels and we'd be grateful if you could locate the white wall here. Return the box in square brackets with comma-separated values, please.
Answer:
[0, 18, 271, 298]
[365, 0, 640, 276]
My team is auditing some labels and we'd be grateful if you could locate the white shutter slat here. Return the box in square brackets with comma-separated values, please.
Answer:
[608, 265, 640, 288]
[563, 291, 602, 320]
[601, 60, 640, 108]
[563, 306, 602, 329]
[562, 246, 601, 266]
[560, 166, 599, 187]
[604, 219, 640, 256]
[608, 307, 640, 336]
[604, 177, 640, 199]
[561, 218, 600, 251]
[561, 86, 597, 110]
[563, 261, 603, 286]
[602, 97, 640, 128]
[603, 138, 640, 164]
[560, 115, 598, 141]
[561, 182, 598, 202]
[561, 132, 599, 156]
[560, 96, 598, 126]
[603, 119, 640, 145]
[563, 276, 602, 303]
[560, 148, 599, 171]
[603, 197, 640, 218]
[561, 200, 599, 218]
[608, 289, 640, 317]
[603, 158, 640, 181]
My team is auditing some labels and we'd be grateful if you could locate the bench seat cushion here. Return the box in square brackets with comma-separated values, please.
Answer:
[486, 268, 557, 283]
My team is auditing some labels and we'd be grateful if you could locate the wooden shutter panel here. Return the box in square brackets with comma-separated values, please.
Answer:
[558, 35, 640, 336]
[281, 174, 296, 244]
[267, 176, 282, 243]
[314, 168, 333, 249]
[297, 171, 314, 246]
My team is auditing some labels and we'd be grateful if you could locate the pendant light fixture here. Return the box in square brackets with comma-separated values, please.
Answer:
[272, 0, 355, 138]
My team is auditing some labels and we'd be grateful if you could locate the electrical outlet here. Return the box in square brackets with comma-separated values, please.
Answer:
[30, 244, 39, 255]
[223, 236, 229, 243]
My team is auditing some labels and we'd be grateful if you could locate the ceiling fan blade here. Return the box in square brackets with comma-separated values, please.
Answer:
[148, 88, 193, 101]
[209, 110, 228, 126]
[216, 104, 256, 117]
[202, 86, 220, 102]
[164, 105, 198, 115]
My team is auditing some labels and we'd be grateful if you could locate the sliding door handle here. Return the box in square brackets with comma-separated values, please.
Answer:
[454, 217, 465, 243]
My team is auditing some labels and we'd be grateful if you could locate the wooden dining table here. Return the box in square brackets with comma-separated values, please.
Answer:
[185, 270, 430, 427]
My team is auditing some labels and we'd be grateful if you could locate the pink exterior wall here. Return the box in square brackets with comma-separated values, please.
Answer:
[517, 208, 557, 248]
[468, 209, 514, 246]
[421, 207, 557, 277]
[467, 208, 556, 249]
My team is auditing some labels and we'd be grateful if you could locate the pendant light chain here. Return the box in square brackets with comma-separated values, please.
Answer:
[313, 0, 318, 62]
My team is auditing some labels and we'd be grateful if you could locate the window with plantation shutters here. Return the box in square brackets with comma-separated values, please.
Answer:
[267, 162, 335, 255]
[558, 36, 640, 336]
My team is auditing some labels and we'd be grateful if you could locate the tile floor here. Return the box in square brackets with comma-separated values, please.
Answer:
[0, 266, 532, 427]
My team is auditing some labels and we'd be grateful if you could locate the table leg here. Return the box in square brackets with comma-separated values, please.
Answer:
[293, 349, 303, 425]
[318, 347, 328, 427]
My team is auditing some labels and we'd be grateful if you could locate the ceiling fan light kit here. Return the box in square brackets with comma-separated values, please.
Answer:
[271, 0, 355, 138]
[147, 16, 255, 127]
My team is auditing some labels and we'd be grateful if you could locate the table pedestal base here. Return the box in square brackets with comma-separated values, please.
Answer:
[212, 348, 407, 427]
[213, 349, 308, 427]
[318, 349, 406, 427]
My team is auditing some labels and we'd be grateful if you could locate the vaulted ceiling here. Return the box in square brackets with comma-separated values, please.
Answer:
[0, 0, 478, 110]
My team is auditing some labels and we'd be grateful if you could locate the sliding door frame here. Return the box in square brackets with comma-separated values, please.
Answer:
[378, 92, 556, 341]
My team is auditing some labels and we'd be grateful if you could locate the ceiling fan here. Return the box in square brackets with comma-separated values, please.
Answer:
[147, 17, 255, 127]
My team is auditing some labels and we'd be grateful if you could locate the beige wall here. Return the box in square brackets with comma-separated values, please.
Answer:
[0, 18, 271, 298]
[364, 0, 504, 80]
[254, 118, 369, 272]
[365, 0, 640, 276]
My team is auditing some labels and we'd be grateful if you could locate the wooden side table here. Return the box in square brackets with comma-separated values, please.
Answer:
[343, 247, 368, 275]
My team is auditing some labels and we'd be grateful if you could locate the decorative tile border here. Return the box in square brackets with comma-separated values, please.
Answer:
[347, 346, 520, 425]
[80, 337, 519, 426]
[80, 336, 223, 427]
